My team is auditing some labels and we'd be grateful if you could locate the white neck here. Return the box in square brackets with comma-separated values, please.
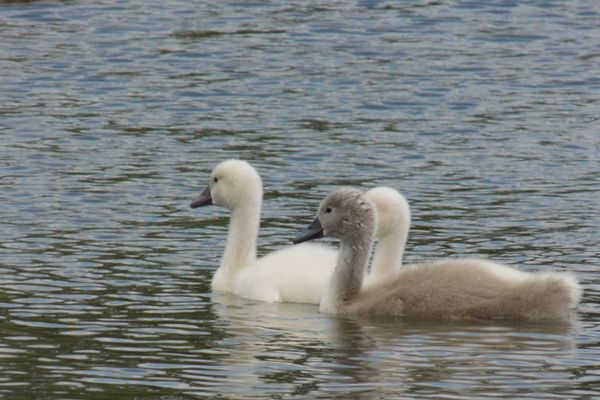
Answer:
[320, 231, 373, 314]
[212, 202, 260, 291]
[369, 225, 408, 281]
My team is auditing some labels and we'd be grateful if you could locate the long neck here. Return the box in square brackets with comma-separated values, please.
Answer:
[215, 201, 260, 287]
[369, 225, 408, 281]
[321, 230, 373, 312]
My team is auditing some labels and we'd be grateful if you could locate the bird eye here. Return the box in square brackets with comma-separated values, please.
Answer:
[325, 207, 332, 214]
[213, 177, 219, 183]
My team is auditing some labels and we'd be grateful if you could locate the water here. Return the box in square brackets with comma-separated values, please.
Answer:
[1, 0, 599, 398]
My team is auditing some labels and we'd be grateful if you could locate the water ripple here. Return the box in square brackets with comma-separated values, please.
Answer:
[1, 0, 599, 398]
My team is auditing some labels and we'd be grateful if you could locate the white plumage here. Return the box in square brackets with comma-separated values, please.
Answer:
[363, 186, 411, 288]
[191, 159, 337, 304]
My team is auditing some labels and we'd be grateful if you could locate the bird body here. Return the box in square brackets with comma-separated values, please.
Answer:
[191, 159, 336, 304]
[294, 188, 581, 321]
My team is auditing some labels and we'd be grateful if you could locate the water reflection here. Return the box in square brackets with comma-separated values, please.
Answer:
[206, 292, 579, 398]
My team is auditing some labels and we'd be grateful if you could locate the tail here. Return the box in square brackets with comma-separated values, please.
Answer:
[559, 272, 583, 309]
[520, 272, 582, 320]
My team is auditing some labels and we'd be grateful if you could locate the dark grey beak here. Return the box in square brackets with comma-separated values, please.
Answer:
[293, 217, 324, 244]
[190, 186, 212, 208]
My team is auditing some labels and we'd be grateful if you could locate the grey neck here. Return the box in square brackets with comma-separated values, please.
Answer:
[329, 229, 374, 303]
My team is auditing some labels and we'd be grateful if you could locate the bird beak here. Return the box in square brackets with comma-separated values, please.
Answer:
[293, 217, 324, 244]
[190, 186, 212, 208]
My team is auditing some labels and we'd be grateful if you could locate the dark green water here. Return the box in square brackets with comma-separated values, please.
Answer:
[1, 1, 599, 398]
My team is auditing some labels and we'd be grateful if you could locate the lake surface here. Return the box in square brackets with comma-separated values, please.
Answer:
[1, 0, 599, 398]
